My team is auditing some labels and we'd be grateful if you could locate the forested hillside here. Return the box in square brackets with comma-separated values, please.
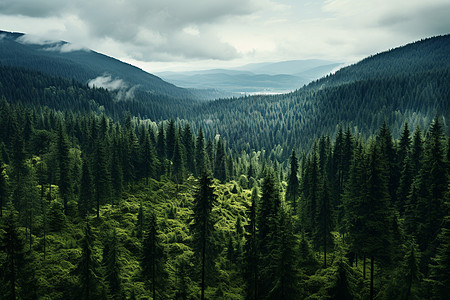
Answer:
[0, 99, 448, 299]
[0, 33, 449, 299]
[0, 30, 197, 100]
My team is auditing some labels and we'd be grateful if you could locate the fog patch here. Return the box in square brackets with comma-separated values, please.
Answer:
[88, 74, 138, 100]
[43, 42, 89, 53]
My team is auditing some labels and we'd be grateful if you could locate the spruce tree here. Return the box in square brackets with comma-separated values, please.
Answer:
[195, 128, 206, 177]
[56, 122, 71, 215]
[171, 135, 185, 185]
[182, 123, 195, 175]
[166, 119, 176, 160]
[257, 169, 281, 298]
[79, 157, 94, 217]
[214, 137, 227, 182]
[268, 207, 299, 299]
[0, 157, 7, 217]
[73, 221, 101, 300]
[191, 171, 216, 300]
[103, 229, 122, 300]
[244, 187, 258, 300]
[141, 130, 157, 185]
[286, 150, 299, 214]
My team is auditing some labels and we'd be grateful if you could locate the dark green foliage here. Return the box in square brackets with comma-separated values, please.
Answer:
[0, 157, 7, 217]
[79, 158, 94, 217]
[286, 150, 299, 213]
[0, 203, 37, 300]
[244, 187, 258, 300]
[428, 199, 450, 299]
[103, 229, 122, 300]
[142, 214, 167, 300]
[214, 137, 228, 182]
[171, 135, 185, 185]
[257, 169, 281, 298]
[57, 123, 71, 214]
[191, 172, 217, 299]
[268, 207, 299, 299]
[195, 128, 207, 177]
[73, 221, 102, 299]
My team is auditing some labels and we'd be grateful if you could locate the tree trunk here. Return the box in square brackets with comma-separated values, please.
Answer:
[370, 256, 374, 300]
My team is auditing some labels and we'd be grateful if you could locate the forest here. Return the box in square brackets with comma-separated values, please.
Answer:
[0, 95, 449, 299]
[0, 35, 450, 300]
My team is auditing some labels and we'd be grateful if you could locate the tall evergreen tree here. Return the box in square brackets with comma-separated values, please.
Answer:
[257, 169, 281, 298]
[268, 207, 299, 300]
[191, 172, 216, 300]
[79, 157, 94, 217]
[195, 128, 206, 177]
[103, 229, 122, 300]
[314, 174, 333, 267]
[141, 130, 157, 185]
[0, 157, 7, 217]
[142, 213, 167, 300]
[286, 150, 299, 214]
[0, 202, 37, 300]
[214, 137, 227, 182]
[244, 187, 258, 300]
[171, 135, 185, 185]
[182, 123, 195, 175]
[166, 119, 176, 160]
[73, 221, 101, 299]
[56, 122, 71, 215]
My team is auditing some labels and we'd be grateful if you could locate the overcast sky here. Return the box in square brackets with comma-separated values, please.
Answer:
[1, 0, 449, 72]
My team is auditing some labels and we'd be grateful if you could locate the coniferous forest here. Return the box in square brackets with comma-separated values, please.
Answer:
[0, 35, 450, 300]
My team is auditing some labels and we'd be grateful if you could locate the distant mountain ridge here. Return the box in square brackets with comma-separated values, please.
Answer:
[157, 60, 342, 95]
[0, 30, 195, 100]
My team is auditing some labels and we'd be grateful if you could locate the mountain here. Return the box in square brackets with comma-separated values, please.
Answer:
[157, 60, 341, 95]
[0, 30, 195, 100]
[187, 34, 450, 158]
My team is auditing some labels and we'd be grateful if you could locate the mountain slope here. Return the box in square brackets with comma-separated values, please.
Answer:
[0, 30, 193, 100]
[188, 35, 450, 159]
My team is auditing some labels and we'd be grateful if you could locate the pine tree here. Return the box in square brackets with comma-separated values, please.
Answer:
[79, 157, 94, 217]
[191, 171, 216, 300]
[56, 122, 71, 215]
[214, 137, 228, 182]
[103, 229, 122, 300]
[0, 157, 7, 217]
[142, 213, 167, 300]
[73, 221, 101, 299]
[257, 169, 281, 298]
[166, 119, 176, 160]
[268, 207, 299, 300]
[286, 150, 299, 214]
[244, 187, 258, 300]
[141, 130, 158, 185]
[171, 135, 185, 185]
[182, 123, 195, 175]
[302, 149, 319, 235]
[195, 128, 206, 177]
[314, 174, 333, 267]
[428, 194, 450, 299]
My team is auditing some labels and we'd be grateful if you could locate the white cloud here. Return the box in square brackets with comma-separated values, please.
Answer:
[88, 75, 127, 91]
[0, 0, 449, 72]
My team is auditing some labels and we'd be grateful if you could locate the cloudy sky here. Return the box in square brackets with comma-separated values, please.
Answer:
[1, 0, 449, 72]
